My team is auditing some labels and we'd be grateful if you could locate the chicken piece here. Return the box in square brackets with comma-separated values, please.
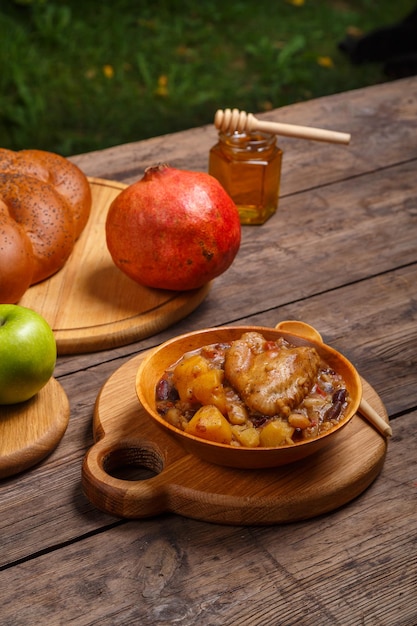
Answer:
[224, 332, 320, 417]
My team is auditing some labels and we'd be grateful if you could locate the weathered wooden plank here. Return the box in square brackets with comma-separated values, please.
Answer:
[0, 411, 415, 625]
[69, 77, 417, 196]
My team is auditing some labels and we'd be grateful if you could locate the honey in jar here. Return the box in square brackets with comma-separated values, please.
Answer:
[209, 131, 282, 225]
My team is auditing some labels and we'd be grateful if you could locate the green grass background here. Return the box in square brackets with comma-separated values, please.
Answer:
[1, 0, 415, 156]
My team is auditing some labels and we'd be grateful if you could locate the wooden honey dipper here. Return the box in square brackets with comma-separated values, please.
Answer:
[214, 108, 351, 145]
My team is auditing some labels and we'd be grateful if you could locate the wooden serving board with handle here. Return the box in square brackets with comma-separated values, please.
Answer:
[19, 178, 210, 355]
[82, 352, 390, 525]
[0, 377, 70, 479]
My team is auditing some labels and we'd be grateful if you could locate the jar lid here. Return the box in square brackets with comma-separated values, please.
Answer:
[219, 130, 277, 152]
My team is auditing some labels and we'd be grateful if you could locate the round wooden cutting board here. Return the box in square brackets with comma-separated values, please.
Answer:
[19, 178, 210, 355]
[82, 352, 390, 525]
[0, 378, 70, 479]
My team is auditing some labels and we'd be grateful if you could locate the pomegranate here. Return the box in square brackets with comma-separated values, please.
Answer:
[105, 164, 241, 291]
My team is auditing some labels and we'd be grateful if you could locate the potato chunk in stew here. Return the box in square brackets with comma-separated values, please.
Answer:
[185, 405, 233, 444]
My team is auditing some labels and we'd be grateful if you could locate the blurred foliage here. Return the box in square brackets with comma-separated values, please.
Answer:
[0, 0, 415, 155]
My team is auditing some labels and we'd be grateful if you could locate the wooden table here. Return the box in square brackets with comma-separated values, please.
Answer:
[1, 76, 416, 625]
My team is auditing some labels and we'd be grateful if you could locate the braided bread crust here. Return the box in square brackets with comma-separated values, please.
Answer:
[0, 149, 92, 303]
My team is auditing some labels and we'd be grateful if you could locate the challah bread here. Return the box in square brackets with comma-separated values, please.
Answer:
[0, 148, 92, 303]
[0, 198, 34, 304]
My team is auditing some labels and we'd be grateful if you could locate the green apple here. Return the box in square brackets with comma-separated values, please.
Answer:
[0, 304, 57, 405]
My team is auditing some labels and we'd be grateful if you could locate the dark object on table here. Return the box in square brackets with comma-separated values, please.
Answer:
[339, 7, 417, 78]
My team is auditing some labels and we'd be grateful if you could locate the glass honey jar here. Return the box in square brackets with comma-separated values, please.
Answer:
[209, 130, 283, 225]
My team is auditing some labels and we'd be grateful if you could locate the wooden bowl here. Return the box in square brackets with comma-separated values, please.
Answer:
[136, 321, 362, 469]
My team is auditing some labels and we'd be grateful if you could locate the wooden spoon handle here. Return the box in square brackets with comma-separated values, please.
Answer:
[214, 108, 351, 145]
[359, 397, 392, 438]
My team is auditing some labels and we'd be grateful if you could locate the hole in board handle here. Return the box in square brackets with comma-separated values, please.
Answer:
[102, 443, 164, 481]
